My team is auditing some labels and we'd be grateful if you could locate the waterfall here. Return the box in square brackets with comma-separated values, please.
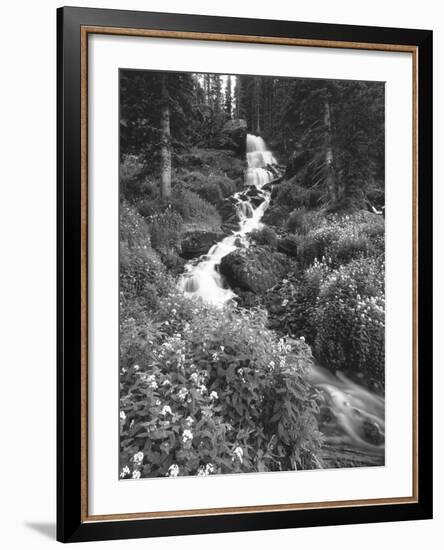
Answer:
[178, 134, 277, 306]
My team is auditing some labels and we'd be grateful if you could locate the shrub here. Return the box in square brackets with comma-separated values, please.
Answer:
[291, 211, 385, 269]
[250, 226, 278, 248]
[182, 171, 237, 205]
[313, 257, 385, 386]
[274, 182, 321, 212]
[265, 259, 332, 343]
[171, 187, 222, 231]
[287, 207, 322, 235]
[120, 202, 172, 309]
[119, 297, 322, 478]
[149, 209, 183, 255]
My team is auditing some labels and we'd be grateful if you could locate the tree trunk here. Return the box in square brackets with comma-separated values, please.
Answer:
[160, 76, 171, 199]
[324, 93, 336, 205]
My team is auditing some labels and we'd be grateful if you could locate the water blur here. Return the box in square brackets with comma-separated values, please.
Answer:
[309, 364, 385, 458]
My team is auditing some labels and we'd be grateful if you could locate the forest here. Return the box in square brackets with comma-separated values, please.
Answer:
[119, 69, 386, 480]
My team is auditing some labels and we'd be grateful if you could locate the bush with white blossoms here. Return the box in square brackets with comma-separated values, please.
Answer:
[119, 290, 321, 478]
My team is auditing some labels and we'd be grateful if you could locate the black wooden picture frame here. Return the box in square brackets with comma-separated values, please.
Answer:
[57, 6, 433, 543]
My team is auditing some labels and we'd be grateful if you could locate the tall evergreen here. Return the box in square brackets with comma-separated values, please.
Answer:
[224, 75, 233, 119]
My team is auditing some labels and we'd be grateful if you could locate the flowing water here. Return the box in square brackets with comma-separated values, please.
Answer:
[178, 134, 276, 306]
[308, 364, 385, 466]
[177, 134, 385, 467]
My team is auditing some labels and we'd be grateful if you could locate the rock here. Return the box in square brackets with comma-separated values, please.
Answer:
[244, 186, 266, 207]
[221, 118, 247, 156]
[362, 420, 385, 446]
[221, 216, 240, 233]
[180, 231, 226, 260]
[220, 246, 289, 294]
[219, 198, 239, 222]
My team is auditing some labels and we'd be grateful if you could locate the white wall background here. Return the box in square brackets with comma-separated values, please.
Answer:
[0, 0, 441, 548]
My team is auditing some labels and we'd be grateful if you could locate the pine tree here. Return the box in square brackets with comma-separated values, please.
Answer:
[224, 75, 233, 119]
[160, 75, 172, 198]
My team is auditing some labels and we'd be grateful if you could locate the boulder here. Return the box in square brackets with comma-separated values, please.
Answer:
[219, 197, 239, 221]
[220, 246, 289, 294]
[180, 230, 226, 260]
[221, 118, 247, 156]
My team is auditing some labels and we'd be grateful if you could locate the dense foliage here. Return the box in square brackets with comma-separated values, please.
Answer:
[119, 69, 386, 475]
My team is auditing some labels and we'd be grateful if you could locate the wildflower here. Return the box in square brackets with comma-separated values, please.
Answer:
[182, 429, 193, 443]
[120, 466, 130, 478]
[185, 416, 194, 426]
[220, 346, 225, 352]
[132, 470, 141, 480]
[206, 463, 215, 474]
[178, 387, 188, 402]
[212, 352, 219, 361]
[133, 451, 144, 465]
[167, 464, 179, 477]
[144, 374, 158, 390]
[232, 446, 244, 464]
[300, 336, 305, 342]
[133, 364, 140, 371]
[160, 405, 172, 416]
[197, 384, 207, 395]
[209, 391, 218, 401]
[119, 410, 126, 421]
[190, 372, 199, 384]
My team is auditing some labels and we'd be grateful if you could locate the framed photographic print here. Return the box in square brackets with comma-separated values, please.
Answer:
[57, 6, 433, 543]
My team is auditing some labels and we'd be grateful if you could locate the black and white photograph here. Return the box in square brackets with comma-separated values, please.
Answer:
[118, 69, 386, 479]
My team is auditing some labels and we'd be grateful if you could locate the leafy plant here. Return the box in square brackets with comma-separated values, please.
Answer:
[119, 297, 322, 478]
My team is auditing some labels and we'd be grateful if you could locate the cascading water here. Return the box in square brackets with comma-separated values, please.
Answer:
[178, 134, 277, 306]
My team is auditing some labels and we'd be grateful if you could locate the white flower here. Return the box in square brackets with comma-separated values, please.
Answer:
[167, 464, 179, 477]
[182, 429, 193, 443]
[120, 466, 130, 478]
[220, 346, 225, 352]
[206, 463, 215, 474]
[133, 364, 140, 371]
[232, 446, 244, 464]
[197, 466, 207, 476]
[119, 410, 126, 421]
[144, 374, 158, 389]
[178, 387, 188, 401]
[132, 470, 141, 479]
[197, 384, 207, 395]
[133, 451, 144, 465]
[209, 391, 218, 401]
[299, 336, 305, 342]
[190, 372, 199, 383]
[185, 416, 194, 426]
[160, 405, 172, 416]
[212, 352, 219, 361]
